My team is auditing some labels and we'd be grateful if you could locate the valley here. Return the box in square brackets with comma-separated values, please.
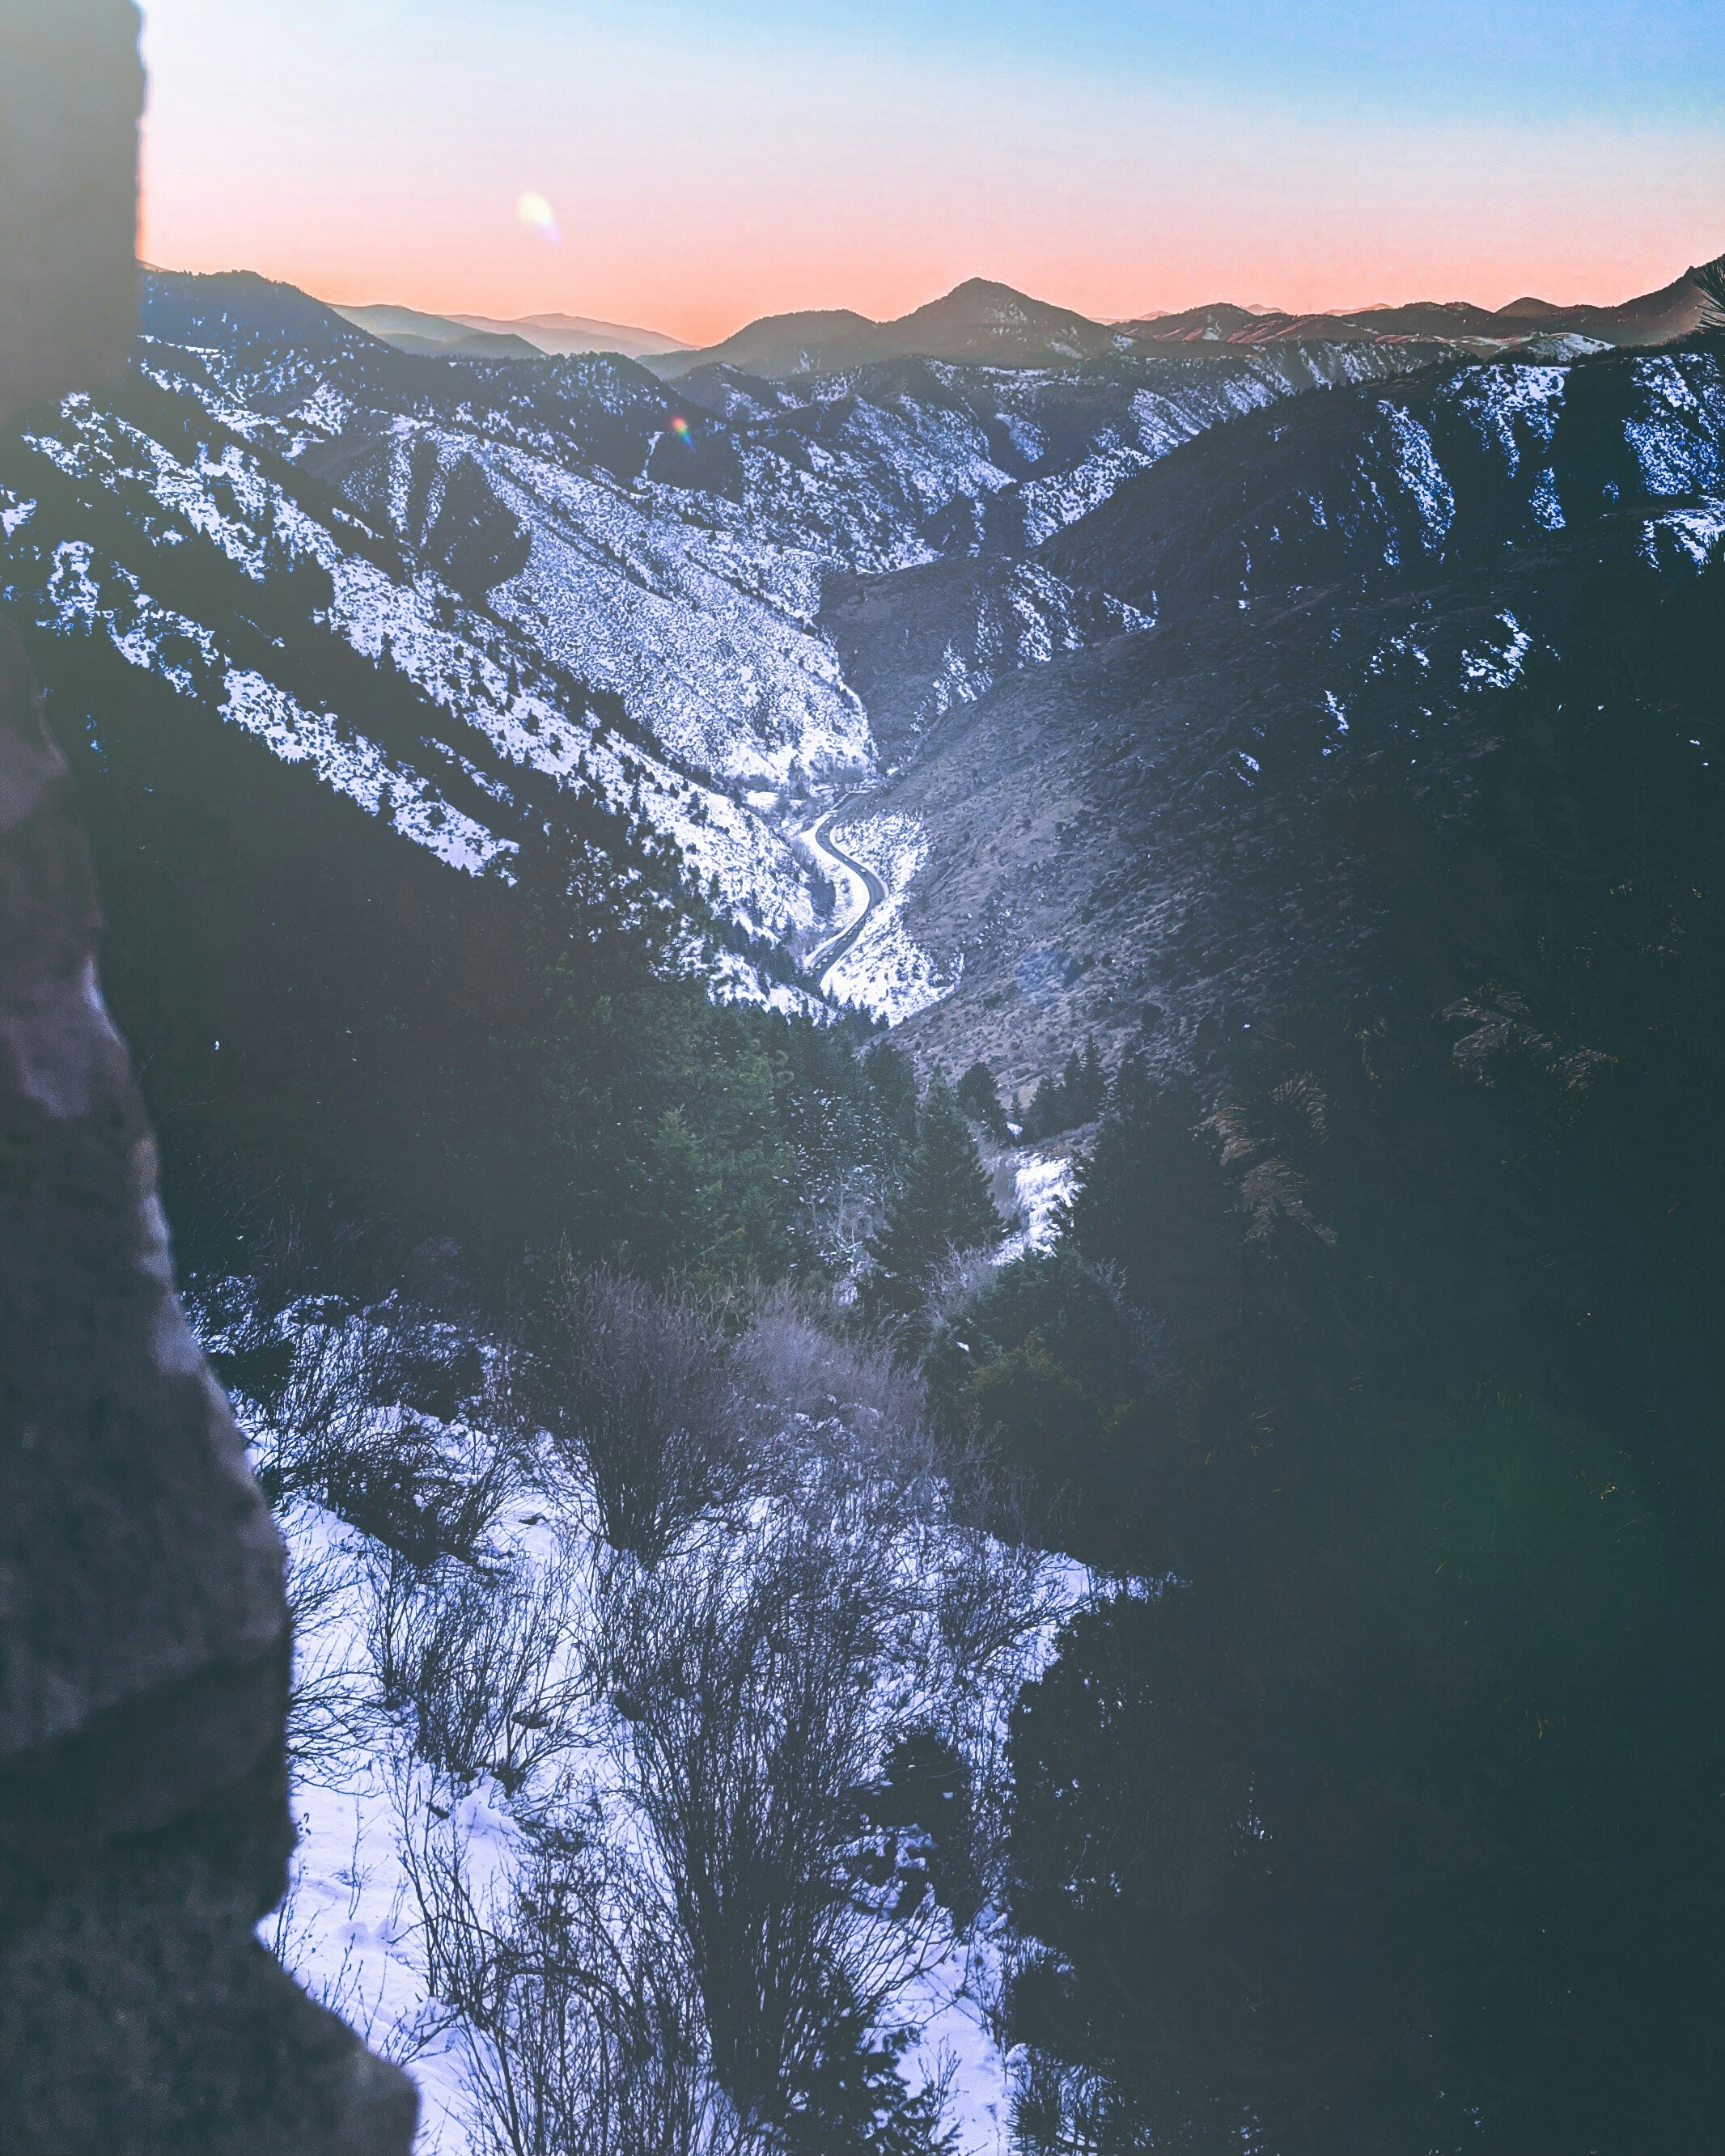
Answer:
[7, 258, 1713, 1071]
[2, 242, 1719, 2156]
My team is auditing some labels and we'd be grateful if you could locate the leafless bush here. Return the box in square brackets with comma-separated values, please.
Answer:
[234, 1296, 512, 1561]
[933, 1522, 1070, 1692]
[731, 1294, 957, 1523]
[324, 1417, 514, 1567]
[604, 1484, 934, 2132]
[926, 1247, 1011, 1336]
[526, 1264, 748, 1565]
[282, 1531, 378, 1783]
[735, 1290, 925, 1445]
[270, 1811, 445, 2066]
[400, 1798, 732, 2156]
[244, 1309, 406, 1506]
[370, 1548, 576, 1794]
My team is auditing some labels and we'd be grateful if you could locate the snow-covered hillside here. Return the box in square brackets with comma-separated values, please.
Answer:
[0, 377, 820, 964]
[12, 270, 1636, 1039]
[215, 1290, 1091, 2156]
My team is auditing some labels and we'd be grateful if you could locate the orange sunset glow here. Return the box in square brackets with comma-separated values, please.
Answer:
[138, 0, 1725, 345]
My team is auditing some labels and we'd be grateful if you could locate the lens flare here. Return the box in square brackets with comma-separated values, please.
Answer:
[670, 413, 692, 441]
[516, 190, 562, 246]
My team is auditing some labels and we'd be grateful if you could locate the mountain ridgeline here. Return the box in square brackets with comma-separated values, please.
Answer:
[1, 248, 1720, 2152]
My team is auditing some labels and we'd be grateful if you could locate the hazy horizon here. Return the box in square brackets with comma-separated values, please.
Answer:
[286, 256, 1706, 349]
[137, 0, 1723, 348]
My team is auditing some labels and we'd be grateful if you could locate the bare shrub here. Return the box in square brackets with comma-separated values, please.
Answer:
[401, 1799, 730, 2156]
[270, 1811, 445, 2066]
[324, 1417, 513, 1566]
[734, 1290, 926, 1448]
[235, 1297, 511, 1562]
[526, 1264, 748, 1565]
[371, 1548, 576, 1794]
[244, 1308, 407, 1506]
[282, 1529, 376, 1783]
[604, 1479, 933, 2133]
[933, 1521, 1071, 1692]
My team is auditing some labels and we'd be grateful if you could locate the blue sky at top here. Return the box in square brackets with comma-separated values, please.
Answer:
[618, 0, 1725, 124]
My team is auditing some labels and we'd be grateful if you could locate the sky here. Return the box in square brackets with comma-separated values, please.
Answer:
[138, 0, 1725, 345]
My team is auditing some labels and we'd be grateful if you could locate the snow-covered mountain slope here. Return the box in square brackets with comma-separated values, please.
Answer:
[0, 375, 820, 978]
[131, 276, 1443, 769]
[1044, 345, 1725, 621]
[4, 268, 1457, 1024]
[851, 336, 1725, 1085]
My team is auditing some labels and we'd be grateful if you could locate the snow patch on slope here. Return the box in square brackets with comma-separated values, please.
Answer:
[994, 1147, 1079, 1266]
[26, 540, 511, 875]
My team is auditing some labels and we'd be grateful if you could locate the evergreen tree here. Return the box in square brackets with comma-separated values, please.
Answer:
[1020, 1040, 1106, 1143]
[1073, 1037, 1107, 1122]
[1066, 1061, 1238, 1345]
[1021, 1074, 1066, 1144]
[955, 1059, 1010, 1142]
[865, 1077, 1006, 1324]
[1695, 248, 1725, 331]
[1060, 1045, 1084, 1107]
[863, 1042, 919, 1150]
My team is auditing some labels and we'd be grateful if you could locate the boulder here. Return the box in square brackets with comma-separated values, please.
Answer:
[0, 6, 416, 2148]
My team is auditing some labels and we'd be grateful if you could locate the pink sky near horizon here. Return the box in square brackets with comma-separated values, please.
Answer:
[136, 2, 1724, 348]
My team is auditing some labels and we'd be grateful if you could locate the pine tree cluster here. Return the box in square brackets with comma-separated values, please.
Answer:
[1018, 1039, 1107, 1142]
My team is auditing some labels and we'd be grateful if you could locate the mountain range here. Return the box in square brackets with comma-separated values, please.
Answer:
[333, 300, 690, 361]
[642, 261, 1715, 381]
[328, 260, 1714, 384]
[2, 252, 1718, 1063]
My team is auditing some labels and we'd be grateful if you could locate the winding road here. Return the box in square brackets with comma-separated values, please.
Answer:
[806, 795, 887, 985]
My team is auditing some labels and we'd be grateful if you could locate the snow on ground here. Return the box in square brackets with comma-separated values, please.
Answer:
[248, 1331, 1091, 2156]
[995, 1146, 1080, 1266]
[1460, 609, 1534, 692]
[1624, 353, 1725, 498]
[706, 945, 832, 1021]
[803, 834, 872, 951]
[1639, 497, 1725, 570]
[1439, 362, 1566, 480]
[1379, 403, 1456, 553]
[473, 438, 878, 787]
[10, 392, 822, 945]
[820, 811, 958, 1026]
[263, 1502, 495, 2153]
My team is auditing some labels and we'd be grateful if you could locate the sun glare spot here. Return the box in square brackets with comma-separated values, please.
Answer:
[516, 191, 562, 245]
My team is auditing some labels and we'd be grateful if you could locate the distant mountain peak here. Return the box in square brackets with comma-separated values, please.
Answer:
[1495, 295, 1568, 320]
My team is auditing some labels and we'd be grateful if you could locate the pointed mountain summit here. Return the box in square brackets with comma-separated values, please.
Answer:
[885, 277, 1124, 362]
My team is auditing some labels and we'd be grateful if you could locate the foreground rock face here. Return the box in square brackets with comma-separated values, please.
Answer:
[0, 0, 142, 421]
[0, 6, 415, 2149]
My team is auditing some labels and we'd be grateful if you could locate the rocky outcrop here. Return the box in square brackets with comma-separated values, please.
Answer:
[0, 0, 142, 424]
[0, 6, 415, 2150]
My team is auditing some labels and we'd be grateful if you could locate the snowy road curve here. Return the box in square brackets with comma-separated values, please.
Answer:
[807, 795, 888, 985]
